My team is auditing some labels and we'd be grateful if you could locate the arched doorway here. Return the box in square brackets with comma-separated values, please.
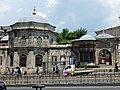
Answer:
[98, 49, 112, 65]
[35, 55, 43, 67]
[20, 55, 27, 67]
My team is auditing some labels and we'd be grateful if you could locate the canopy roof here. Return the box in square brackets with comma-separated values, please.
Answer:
[96, 33, 114, 39]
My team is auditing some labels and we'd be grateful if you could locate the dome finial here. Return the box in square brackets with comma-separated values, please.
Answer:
[103, 27, 105, 34]
[33, 6, 36, 15]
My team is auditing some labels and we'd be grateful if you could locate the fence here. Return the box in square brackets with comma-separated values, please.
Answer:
[0, 72, 120, 86]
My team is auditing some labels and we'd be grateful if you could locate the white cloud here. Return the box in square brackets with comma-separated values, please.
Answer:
[99, 0, 120, 26]
[0, 0, 22, 17]
[45, 0, 58, 8]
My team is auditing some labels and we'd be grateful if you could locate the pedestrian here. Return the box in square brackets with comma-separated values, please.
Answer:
[53, 65, 59, 74]
[11, 68, 14, 76]
[17, 67, 22, 76]
[36, 66, 39, 74]
[55, 65, 59, 74]
[5, 67, 11, 76]
[8, 67, 11, 74]
[5, 67, 8, 76]
[24, 68, 27, 75]
[114, 63, 119, 72]
[53, 66, 55, 74]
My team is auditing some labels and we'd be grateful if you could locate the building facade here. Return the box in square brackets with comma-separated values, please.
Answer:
[72, 35, 96, 66]
[0, 14, 72, 74]
[95, 27, 120, 68]
[0, 14, 120, 74]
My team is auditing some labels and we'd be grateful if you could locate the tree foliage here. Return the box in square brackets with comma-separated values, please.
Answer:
[62, 28, 69, 39]
[57, 27, 87, 44]
[73, 28, 87, 39]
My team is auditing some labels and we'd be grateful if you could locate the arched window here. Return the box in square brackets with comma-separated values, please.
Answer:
[10, 37, 13, 46]
[84, 51, 89, 62]
[50, 38, 53, 44]
[20, 55, 26, 67]
[21, 36, 26, 46]
[99, 49, 112, 65]
[10, 55, 13, 66]
[28, 36, 32, 45]
[60, 56, 66, 65]
[35, 55, 42, 67]
[37, 37, 42, 46]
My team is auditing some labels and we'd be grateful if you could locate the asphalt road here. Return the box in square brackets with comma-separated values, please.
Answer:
[8, 86, 120, 90]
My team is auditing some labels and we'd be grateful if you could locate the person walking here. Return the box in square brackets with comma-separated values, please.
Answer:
[5, 67, 10, 76]
[17, 67, 22, 76]
[24, 68, 27, 75]
[55, 65, 59, 74]
[11, 68, 14, 76]
[114, 63, 119, 72]
[53, 65, 55, 74]
[36, 66, 39, 74]
[53, 65, 59, 74]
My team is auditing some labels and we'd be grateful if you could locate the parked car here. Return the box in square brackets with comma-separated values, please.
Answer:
[0, 81, 7, 90]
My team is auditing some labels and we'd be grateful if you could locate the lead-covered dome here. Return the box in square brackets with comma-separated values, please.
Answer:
[79, 34, 96, 40]
[18, 15, 48, 23]
[96, 33, 114, 39]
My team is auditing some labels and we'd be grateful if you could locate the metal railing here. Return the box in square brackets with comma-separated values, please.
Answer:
[0, 72, 120, 86]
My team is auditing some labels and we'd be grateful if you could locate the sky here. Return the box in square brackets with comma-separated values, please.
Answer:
[0, 0, 120, 35]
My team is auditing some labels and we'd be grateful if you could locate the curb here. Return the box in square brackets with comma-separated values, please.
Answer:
[7, 83, 120, 87]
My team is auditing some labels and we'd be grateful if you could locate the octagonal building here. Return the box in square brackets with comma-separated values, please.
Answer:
[7, 14, 59, 73]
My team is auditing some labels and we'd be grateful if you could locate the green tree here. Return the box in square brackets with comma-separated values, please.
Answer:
[57, 33, 63, 43]
[62, 28, 69, 39]
[74, 28, 87, 39]
[57, 27, 87, 44]
[65, 32, 76, 40]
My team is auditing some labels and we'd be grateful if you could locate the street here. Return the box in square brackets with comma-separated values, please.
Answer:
[7, 86, 120, 90]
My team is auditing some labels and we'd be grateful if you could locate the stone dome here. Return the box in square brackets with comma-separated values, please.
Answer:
[18, 15, 48, 23]
[96, 33, 114, 39]
[79, 34, 96, 40]
[1, 35, 9, 41]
